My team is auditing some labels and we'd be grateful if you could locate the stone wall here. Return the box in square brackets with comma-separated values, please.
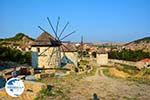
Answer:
[108, 59, 145, 69]
[108, 59, 136, 66]
[108, 59, 150, 69]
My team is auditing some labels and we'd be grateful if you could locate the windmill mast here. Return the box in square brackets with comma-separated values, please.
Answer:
[80, 36, 83, 60]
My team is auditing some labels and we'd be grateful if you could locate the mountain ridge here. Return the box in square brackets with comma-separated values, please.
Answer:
[0, 33, 34, 41]
[0, 33, 34, 46]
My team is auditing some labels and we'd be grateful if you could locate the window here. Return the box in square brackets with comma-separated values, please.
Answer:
[37, 48, 40, 52]
[28, 48, 31, 51]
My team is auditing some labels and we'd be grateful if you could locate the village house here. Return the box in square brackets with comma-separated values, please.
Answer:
[136, 58, 150, 69]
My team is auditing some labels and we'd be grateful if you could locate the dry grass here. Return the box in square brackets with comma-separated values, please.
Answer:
[35, 65, 97, 100]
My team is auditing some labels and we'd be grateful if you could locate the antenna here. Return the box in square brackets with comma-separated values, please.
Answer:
[80, 35, 84, 60]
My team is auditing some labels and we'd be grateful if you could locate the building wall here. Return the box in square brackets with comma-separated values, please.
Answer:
[64, 52, 78, 66]
[136, 62, 150, 69]
[31, 47, 55, 68]
[31, 47, 78, 68]
[96, 53, 108, 65]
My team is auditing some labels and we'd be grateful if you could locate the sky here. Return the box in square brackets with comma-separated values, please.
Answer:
[0, 0, 150, 43]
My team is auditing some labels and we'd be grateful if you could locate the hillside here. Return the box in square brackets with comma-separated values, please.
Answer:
[124, 36, 150, 52]
[126, 37, 150, 44]
[0, 33, 34, 46]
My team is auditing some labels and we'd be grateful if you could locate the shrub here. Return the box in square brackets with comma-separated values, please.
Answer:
[144, 69, 150, 75]
[0, 46, 31, 65]
[108, 49, 150, 61]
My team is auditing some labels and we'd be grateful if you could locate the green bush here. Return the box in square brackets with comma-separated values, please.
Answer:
[116, 64, 139, 75]
[103, 69, 111, 77]
[79, 60, 89, 65]
[41, 85, 53, 96]
[108, 49, 150, 61]
[0, 46, 31, 65]
[144, 69, 150, 75]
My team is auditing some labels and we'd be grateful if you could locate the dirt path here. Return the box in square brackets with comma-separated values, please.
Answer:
[68, 67, 150, 100]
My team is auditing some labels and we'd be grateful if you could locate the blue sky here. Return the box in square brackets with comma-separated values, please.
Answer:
[0, 0, 150, 42]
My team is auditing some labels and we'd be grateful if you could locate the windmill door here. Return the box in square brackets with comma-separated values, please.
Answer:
[32, 52, 38, 68]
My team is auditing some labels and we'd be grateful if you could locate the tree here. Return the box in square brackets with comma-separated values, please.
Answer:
[0, 46, 31, 65]
[108, 49, 150, 61]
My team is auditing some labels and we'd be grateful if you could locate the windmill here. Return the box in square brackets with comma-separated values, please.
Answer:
[37, 17, 76, 67]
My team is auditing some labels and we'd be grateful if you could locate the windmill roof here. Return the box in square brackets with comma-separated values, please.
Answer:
[31, 32, 61, 46]
[36, 32, 55, 41]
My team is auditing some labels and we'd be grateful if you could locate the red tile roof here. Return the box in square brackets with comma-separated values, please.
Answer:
[140, 58, 150, 63]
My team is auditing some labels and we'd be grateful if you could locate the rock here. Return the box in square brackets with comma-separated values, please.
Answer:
[34, 74, 41, 80]
[25, 75, 36, 81]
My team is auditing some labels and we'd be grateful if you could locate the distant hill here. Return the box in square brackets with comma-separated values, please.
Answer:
[126, 37, 150, 45]
[124, 36, 150, 52]
[0, 33, 34, 47]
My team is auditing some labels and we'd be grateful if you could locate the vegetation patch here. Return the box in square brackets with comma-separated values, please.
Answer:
[0, 46, 31, 65]
[101, 65, 114, 68]
[127, 76, 150, 85]
[103, 65, 150, 84]
[103, 69, 112, 77]
[116, 63, 139, 75]
[79, 60, 89, 65]
[108, 49, 150, 61]
[0, 33, 34, 42]
[143, 69, 150, 75]
[35, 65, 97, 100]
[109, 68, 130, 78]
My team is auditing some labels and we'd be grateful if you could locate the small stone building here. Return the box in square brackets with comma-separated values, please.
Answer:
[31, 32, 78, 68]
[96, 49, 108, 66]
[136, 58, 150, 69]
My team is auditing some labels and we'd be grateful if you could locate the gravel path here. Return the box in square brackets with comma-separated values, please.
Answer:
[68, 67, 150, 100]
